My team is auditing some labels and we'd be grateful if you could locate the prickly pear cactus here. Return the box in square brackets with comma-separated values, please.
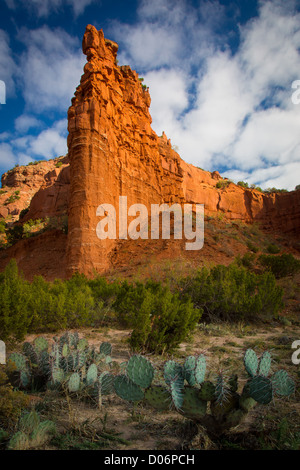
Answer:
[114, 375, 144, 402]
[100, 342, 112, 356]
[198, 381, 216, 401]
[249, 375, 273, 405]
[33, 337, 48, 354]
[180, 387, 207, 420]
[127, 355, 154, 389]
[195, 354, 206, 385]
[258, 351, 272, 377]
[244, 349, 258, 377]
[86, 363, 98, 386]
[144, 386, 172, 411]
[271, 370, 295, 397]
[68, 372, 81, 393]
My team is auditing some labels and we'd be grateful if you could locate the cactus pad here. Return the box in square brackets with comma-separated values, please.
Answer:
[127, 355, 154, 389]
[249, 376, 273, 404]
[144, 386, 172, 411]
[271, 370, 295, 397]
[258, 351, 271, 377]
[114, 375, 144, 402]
[8, 352, 27, 371]
[86, 364, 98, 386]
[195, 354, 206, 385]
[198, 381, 216, 401]
[244, 349, 258, 377]
[68, 372, 81, 393]
[181, 387, 207, 420]
[99, 372, 115, 395]
[100, 342, 112, 356]
[184, 356, 197, 386]
[33, 337, 48, 354]
[164, 360, 183, 385]
[8, 431, 30, 450]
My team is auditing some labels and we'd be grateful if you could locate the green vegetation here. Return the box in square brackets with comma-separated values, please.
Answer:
[1, 215, 68, 248]
[180, 263, 283, 322]
[5, 191, 21, 205]
[266, 243, 281, 254]
[113, 280, 200, 353]
[216, 180, 231, 189]
[0, 258, 290, 345]
[0, 369, 30, 430]
[259, 253, 300, 279]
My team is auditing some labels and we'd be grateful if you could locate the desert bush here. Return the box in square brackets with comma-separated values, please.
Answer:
[0, 220, 5, 233]
[0, 369, 30, 430]
[181, 263, 283, 322]
[236, 252, 256, 269]
[113, 280, 201, 353]
[0, 261, 109, 341]
[266, 244, 281, 254]
[259, 253, 300, 279]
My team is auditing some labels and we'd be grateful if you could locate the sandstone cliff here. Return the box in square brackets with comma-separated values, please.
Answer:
[66, 25, 300, 277]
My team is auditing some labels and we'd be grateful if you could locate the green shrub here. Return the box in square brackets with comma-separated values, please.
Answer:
[19, 208, 29, 220]
[113, 280, 201, 353]
[0, 260, 32, 341]
[266, 244, 281, 254]
[216, 180, 230, 189]
[6, 225, 24, 245]
[237, 181, 249, 188]
[181, 263, 283, 322]
[247, 241, 259, 253]
[0, 369, 30, 430]
[0, 261, 111, 341]
[259, 254, 300, 279]
[0, 220, 6, 234]
[237, 252, 256, 269]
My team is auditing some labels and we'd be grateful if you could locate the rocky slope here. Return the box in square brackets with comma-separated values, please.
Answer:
[0, 25, 299, 280]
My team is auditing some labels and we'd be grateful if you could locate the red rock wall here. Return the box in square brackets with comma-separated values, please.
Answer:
[66, 25, 300, 277]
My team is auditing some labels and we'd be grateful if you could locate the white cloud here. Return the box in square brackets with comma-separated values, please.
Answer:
[4, 0, 95, 17]
[15, 115, 43, 133]
[111, 0, 300, 190]
[0, 30, 17, 98]
[0, 119, 67, 174]
[18, 26, 85, 113]
[0, 143, 16, 168]
[29, 119, 68, 159]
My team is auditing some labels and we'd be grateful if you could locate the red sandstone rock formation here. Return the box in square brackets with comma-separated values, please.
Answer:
[0, 156, 69, 223]
[66, 25, 300, 277]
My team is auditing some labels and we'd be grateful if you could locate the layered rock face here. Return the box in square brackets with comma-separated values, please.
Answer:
[66, 26, 186, 277]
[66, 25, 300, 277]
[0, 157, 69, 222]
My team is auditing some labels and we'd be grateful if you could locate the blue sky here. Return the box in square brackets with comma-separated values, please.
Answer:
[0, 0, 300, 190]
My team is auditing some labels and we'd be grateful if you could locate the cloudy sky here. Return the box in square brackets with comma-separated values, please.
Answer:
[0, 0, 300, 190]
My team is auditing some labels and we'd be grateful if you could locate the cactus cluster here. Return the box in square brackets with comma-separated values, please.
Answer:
[114, 349, 295, 435]
[7, 411, 56, 450]
[6, 334, 296, 437]
[243, 348, 295, 405]
[7, 332, 116, 407]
